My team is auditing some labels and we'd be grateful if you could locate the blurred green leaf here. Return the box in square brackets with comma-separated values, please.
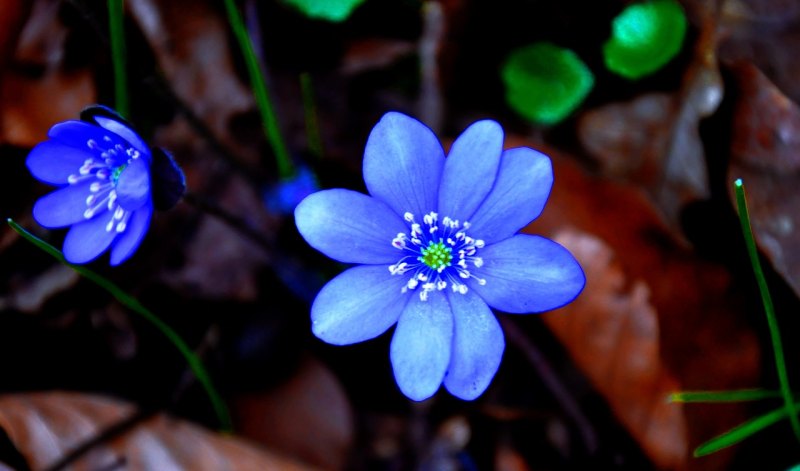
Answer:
[281, 0, 366, 22]
[501, 42, 594, 126]
[603, 0, 687, 79]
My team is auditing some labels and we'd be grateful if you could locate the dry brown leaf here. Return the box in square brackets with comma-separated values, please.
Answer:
[0, 264, 78, 313]
[577, 8, 722, 234]
[0, 0, 96, 147]
[512, 138, 760, 470]
[127, 0, 258, 164]
[159, 173, 272, 301]
[727, 62, 800, 299]
[0, 390, 319, 470]
[546, 228, 688, 469]
[0, 0, 30, 78]
[720, 0, 800, 103]
[232, 355, 354, 471]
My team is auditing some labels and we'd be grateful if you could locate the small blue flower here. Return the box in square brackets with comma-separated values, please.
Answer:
[25, 106, 181, 265]
[295, 112, 585, 401]
[263, 164, 320, 215]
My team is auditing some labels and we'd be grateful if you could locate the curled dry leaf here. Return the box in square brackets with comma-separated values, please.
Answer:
[727, 61, 800, 299]
[0, 391, 319, 470]
[160, 173, 272, 302]
[0, 264, 78, 313]
[0, 0, 96, 147]
[719, 0, 800, 103]
[511, 137, 760, 470]
[127, 0, 257, 162]
[232, 356, 354, 471]
[577, 7, 722, 235]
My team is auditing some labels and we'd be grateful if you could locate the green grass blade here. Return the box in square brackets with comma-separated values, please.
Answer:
[670, 389, 782, 403]
[694, 401, 796, 456]
[223, 0, 293, 178]
[300, 72, 323, 159]
[107, 0, 128, 118]
[7, 219, 232, 432]
[734, 178, 800, 443]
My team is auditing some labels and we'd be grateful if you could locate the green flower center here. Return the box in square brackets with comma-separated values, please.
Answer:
[419, 241, 452, 270]
[111, 164, 127, 185]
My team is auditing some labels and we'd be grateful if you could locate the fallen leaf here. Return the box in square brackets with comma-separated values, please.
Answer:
[0, 0, 96, 147]
[232, 355, 354, 471]
[577, 6, 722, 234]
[512, 138, 760, 470]
[0, 390, 319, 470]
[159, 173, 273, 302]
[719, 0, 800, 103]
[127, 0, 258, 164]
[727, 61, 800, 299]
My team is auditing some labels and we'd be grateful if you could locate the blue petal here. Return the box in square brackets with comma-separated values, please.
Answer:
[444, 290, 504, 400]
[94, 115, 150, 157]
[390, 291, 453, 401]
[115, 157, 151, 211]
[295, 189, 409, 264]
[62, 212, 119, 263]
[468, 148, 553, 244]
[32, 181, 96, 228]
[26, 141, 93, 185]
[109, 203, 153, 265]
[48, 121, 131, 167]
[311, 265, 410, 345]
[470, 234, 585, 313]
[437, 120, 503, 222]
[363, 112, 445, 218]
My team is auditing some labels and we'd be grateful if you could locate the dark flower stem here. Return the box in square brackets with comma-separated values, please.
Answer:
[500, 317, 598, 454]
[223, 0, 293, 179]
[6, 219, 232, 433]
[107, 0, 128, 118]
[733, 179, 800, 443]
[300, 72, 324, 159]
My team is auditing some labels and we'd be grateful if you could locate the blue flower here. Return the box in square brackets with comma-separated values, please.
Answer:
[25, 106, 180, 265]
[263, 164, 320, 215]
[295, 112, 585, 401]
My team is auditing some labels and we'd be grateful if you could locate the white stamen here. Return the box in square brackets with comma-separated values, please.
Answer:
[389, 212, 486, 300]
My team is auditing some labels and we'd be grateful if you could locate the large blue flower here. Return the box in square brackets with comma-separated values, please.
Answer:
[25, 106, 180, 265]
[295, 112, 585, 401]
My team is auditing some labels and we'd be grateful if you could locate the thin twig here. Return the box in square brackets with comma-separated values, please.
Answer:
[418, 0, 445, 134]
[182, 191, 274, 254]
[500, 317, 598, 454]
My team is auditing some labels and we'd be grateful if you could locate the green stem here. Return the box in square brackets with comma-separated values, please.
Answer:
[300, 72, 323, 159]
[223, 0, 293, 178]
[670, 389, 782, 403]
[7, 219, 232, 432]
[734, 178, 800, 443]
[107, 0, 128, 118]
[694, 399, 800, 457]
